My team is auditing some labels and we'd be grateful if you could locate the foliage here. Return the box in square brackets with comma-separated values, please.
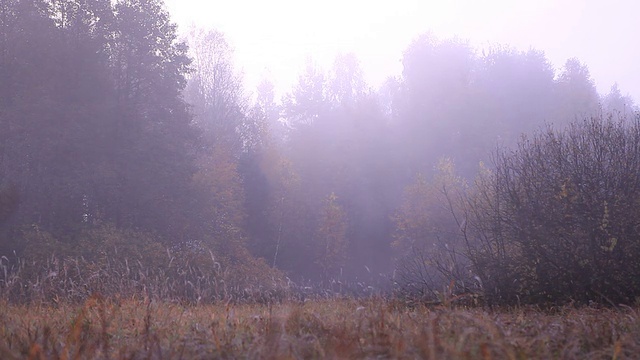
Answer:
[603, 83, 638, 116]
[0, 0, 197, 237]
[183, 27, 246, 150]
[276, 59, 402, 280]
[257, 150, 312, 273]
[4, 223, 285, 304]
[468, 114, 640, 305]
[2, 0, 638, 307]
[395, 37, 602, 179]
[182, 27, 279, 285]
[315, 193, 348, 281]
[392, 159, 477, 301]
[0, 0, 281, 293]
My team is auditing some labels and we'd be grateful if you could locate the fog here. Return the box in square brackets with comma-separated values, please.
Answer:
[0, 0, 639, 301]
[165, 0, 640, 103]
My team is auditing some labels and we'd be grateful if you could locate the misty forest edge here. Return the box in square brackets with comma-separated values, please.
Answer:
[1, 0, 639, 307]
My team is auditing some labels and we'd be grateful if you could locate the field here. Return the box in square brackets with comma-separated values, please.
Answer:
[1, 296, 639, 359]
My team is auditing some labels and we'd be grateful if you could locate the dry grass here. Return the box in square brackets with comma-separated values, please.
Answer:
[0, 296, 638, 359]
[1, 253, 638, 359]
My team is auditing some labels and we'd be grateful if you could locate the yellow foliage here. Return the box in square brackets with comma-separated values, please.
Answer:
[316, 192, 348, 279]
[193, 144, 246, 231]
[392, 158, 467, 255]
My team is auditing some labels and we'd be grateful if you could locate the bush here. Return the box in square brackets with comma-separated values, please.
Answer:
[1, 224, 286, 304]
[468, 114, 640, 305]
[392, 160, 479, 303]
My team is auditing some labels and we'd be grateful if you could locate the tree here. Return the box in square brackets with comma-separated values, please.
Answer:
[0, 0, 198, 246]
[474, 47, 556, 140]
[89, 0, 197, 237]
[191, 143, 251, 264]
[0, 0, 113, 232]
[398, 35, 476, 176]
[181, 27, 284, 280]
[271, 53, 405, 280]
[553, 58, 600, 125]
[377, 76, 403, 120]
[327, 53, 366, 107]
[183, 28, 246, 150]
[0, 1, 289, 296]
[283, 59, 328, 125]
[603, 83, 637, 117]
[392, 159, 474, 300]
[315, 193, 348, 281]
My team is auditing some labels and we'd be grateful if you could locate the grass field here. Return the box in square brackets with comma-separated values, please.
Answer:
[0, 296, 638, 359]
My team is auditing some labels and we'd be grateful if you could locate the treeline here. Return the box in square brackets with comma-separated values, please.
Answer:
[1, 0, 638, 304]
[246, 36, 637, 284]
[0, 0, 278, 299]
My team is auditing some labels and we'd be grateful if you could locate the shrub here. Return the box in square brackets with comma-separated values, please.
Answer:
[1, 223, 286, 304]
[468, 114, 640, 305]
[392, 159, 479, 303]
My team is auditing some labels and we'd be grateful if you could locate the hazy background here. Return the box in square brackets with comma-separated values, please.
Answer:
[165, 0, 640, 101]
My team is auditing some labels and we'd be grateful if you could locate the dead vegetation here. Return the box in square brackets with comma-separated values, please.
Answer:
[0, 295, 638, 359]
[0, 254, 638, 359]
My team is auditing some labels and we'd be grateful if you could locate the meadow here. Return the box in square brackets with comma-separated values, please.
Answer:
[1, 295, 638, 359]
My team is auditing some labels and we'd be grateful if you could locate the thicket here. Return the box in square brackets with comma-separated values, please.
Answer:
[395, 114, 640, 306]
[392, 159, 478, 304]
[0, 224, 285, 304]
[469, 114, 640, 306]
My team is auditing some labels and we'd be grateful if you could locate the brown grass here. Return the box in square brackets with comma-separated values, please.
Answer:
[0, 296, 638, 359]
[0, 252, 638, 359]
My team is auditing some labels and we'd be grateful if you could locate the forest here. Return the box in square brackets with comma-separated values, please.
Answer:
[1, 0, 640, 304]
[3, 0, 640, 358]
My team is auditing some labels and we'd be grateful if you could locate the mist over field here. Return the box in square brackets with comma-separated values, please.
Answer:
[1, 0, 639, 307]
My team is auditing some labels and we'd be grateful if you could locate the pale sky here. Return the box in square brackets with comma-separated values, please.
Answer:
[165, 0, 640, 102]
